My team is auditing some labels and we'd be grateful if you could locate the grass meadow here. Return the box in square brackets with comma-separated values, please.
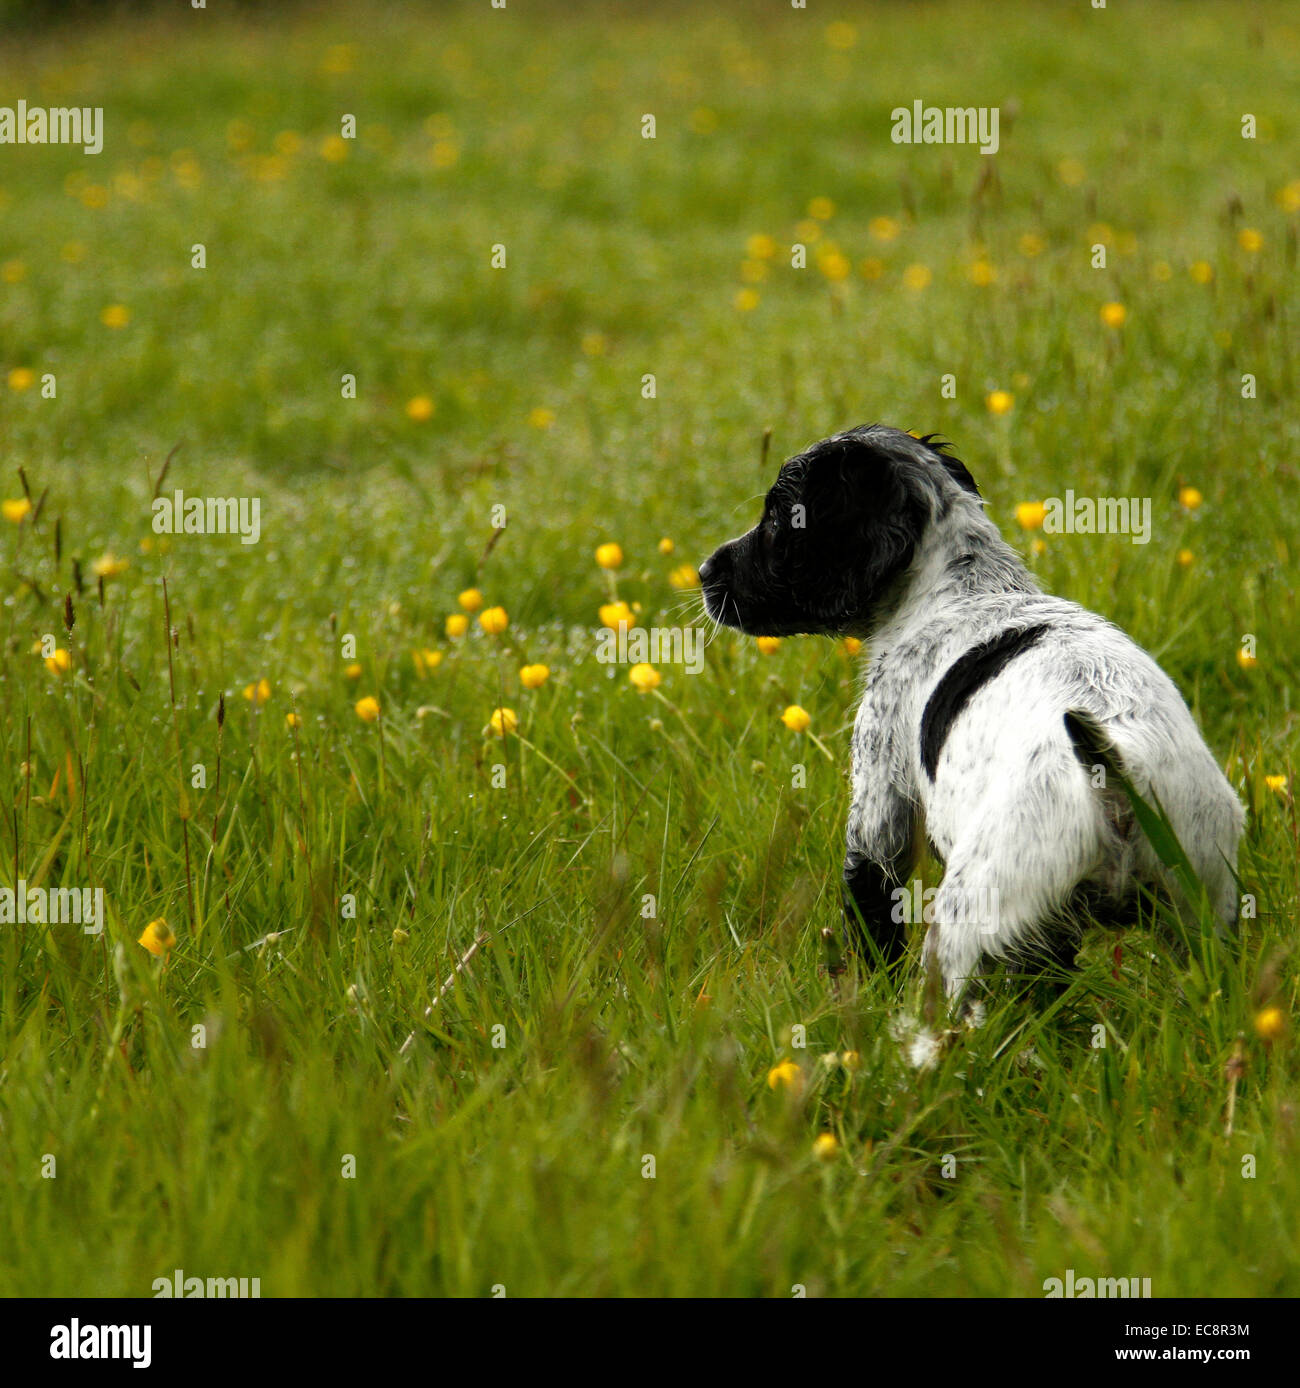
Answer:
[0, 0, 1297, 1298]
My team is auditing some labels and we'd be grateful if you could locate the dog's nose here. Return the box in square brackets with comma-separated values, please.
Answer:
[699, 551, 726, 586]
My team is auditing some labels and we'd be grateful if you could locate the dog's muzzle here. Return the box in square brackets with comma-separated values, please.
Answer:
[698, 550, 733, 625]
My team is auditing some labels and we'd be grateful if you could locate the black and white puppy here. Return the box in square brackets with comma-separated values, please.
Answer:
[700, 425, 1244, 1000]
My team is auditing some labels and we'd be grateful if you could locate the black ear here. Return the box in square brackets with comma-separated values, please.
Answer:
[850, 476, 926, 603]
[808, 437, 927, 623]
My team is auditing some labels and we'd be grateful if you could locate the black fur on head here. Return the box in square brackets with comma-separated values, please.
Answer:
[699, 425, 980, 638]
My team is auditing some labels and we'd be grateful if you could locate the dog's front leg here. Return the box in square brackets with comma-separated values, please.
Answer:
[842, 840, 915, 968]
[841, 748, 917, 968]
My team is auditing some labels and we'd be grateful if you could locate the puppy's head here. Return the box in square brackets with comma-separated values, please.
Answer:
[699, 425, 979, 637]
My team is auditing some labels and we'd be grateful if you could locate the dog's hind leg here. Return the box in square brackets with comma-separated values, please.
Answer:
[921, 774, 1110, 1004]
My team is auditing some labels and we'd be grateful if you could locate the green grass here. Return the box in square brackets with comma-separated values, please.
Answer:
[1, 0, 1298, 1296]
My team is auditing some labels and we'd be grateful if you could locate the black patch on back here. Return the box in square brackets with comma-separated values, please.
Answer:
[920, 624, 1051, 779]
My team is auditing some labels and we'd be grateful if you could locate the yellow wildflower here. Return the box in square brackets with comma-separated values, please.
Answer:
[138, 918, 176, 957]
[629, 663, 661, 692]
[487, 706, 518, 737]
[780, 705, 811, 732]
[479, 605, 508, 635]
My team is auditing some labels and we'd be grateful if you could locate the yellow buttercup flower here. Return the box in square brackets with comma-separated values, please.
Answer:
[812, 1133, 840, 1162]
[1177, 548, 1195, 567]
[412, 648, 443, 677]
[487, 706, 518, 737]
[842, 637, 863, 656]
[986, 390, 1014, 416]
[320, 43, 356, 75]
[91, 553, 129, 579]
[528, 407, 555, 430]
[668, 564, 699, 590]
[2, 497, 32, 523]
[100, 303, 130, 329]
[7, 367, 35, 391]
[734, 288, 760, 312]
[1179, 486, 1203, 510]
[343, 662, 362, 681]
[1, 259, 25, 283]
[629, 663, 661, 693]
[138, 918, 176, 957]
[45, 648, 72, 675]
[599, 600, 634, 627]
[1264, 774, 1288, 795]
[807, 196, 835, 221]
[869, 215, 900, 242]
[756, 636, 781, 654]
[1237, 647, 1257, 670]
[479, 605, 508, 635]
[1238, 228, 1263, 253]
[968, 259, 997, 286]
[1018, 232, 1045, 257]
[457, 588, 483, 612]
[286, 711, 301, 729]
[595, 542, 624, 570]
[320, 134, 349, 162]
[767, 1060, 802, 1091]
[1254, 1007, 1285, 1042]
[902, 263, 932, 291]
[446, 613, 469, 638]
[242, 677, 271, 704]
[780, 705, 811, 733]
[1057, 157, 1085, 186]
[746, 233, 777, 260]
[657, 537, 675, 555]
[817, 249, 852, 282]
[405, 395, 435, 422]
[1100, 301, 1127, 328]
[355, 695, 380, 722]
[825, 20, 857, 49]
[519, 663, 550, 689]
[580, 331, 606, 357]
[1015, 501, 1046, 530]
[1189, 260, 1213, 284]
